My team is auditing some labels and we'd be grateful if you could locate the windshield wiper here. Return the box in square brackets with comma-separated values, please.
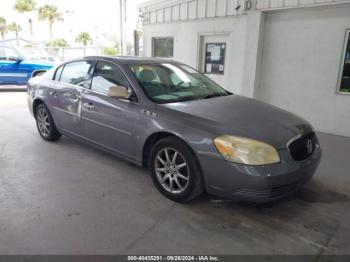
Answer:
[158, 96, 202, 104]
[157, 93, 229, 104]
[201, 93, 227, 99]
[160, 98, 183, 103]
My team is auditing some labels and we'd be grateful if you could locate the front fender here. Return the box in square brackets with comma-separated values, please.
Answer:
[135, 113, 219, 166]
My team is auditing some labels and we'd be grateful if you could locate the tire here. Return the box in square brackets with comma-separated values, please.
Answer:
[149, 137, 204, 202]
[35, 103, 61, 141]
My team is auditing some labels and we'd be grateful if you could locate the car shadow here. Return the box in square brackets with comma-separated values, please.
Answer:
[61, 136, 350, 212]
[194, 179, 349, 206]
[178, 180, 350, 244]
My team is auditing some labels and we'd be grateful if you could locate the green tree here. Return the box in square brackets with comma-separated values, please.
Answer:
[101, 34, 120, 54]
[7, 22, 22, 45]
[75, 32, 92, 55]
[0, 17, 7, 40]
[38, 5, 63, 43]
[103, 47, 118, 56]
[46, 38, 69, 48]
[14, 0, 36, 40]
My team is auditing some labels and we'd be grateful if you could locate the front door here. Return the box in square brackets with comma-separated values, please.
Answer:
[51, 60, 95, 136]
[81, 61, 140, 160]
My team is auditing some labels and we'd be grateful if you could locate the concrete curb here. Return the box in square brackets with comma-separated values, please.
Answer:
[0, 85, 27, 92]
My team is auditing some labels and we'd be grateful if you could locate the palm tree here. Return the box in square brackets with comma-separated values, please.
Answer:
[0, 17, 7, 40]
[38, 5, 63, 43]
[75, 32, 92, 55]
[14, 0, 36, 40]
[7, 22, 22, 46]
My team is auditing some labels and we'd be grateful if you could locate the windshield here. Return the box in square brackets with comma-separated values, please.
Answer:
[128, 63, 231, 103]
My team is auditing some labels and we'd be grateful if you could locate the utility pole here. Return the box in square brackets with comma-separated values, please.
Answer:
[119, 0, 127, 55]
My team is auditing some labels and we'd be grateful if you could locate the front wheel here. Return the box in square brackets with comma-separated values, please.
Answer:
[35, 103, 61, 141]
[149, 137, 204, 202]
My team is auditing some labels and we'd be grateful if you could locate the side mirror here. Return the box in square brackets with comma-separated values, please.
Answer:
[9, 56, 23, 63]
[31, 70, 47, 78]
[107, 85, 130, 99]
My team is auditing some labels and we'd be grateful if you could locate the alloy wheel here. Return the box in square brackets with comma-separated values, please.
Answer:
[154, 147, 190, 194]
[37, 107, 50, 137]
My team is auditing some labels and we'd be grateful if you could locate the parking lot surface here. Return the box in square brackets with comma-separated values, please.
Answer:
[0, 92, 349, 255]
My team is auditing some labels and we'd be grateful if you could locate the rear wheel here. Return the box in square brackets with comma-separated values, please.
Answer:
[35, 103, 61, 141]
[149, 137, 204, 202]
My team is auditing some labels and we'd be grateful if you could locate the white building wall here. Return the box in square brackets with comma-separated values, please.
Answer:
[255, 0, 350, 10]
[142, 16, 248, 93]
[139, 0, 350, 25]
[140, 0, 245, 24]
[255, 4, 350, 137]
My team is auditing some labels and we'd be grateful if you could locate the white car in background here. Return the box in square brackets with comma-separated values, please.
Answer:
[20, 46, 60, 64]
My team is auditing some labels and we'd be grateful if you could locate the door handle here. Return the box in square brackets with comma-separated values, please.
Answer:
[83, 102, 95, 110]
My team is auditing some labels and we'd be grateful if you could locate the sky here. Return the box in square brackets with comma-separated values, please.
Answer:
[0, 0, 146, 47]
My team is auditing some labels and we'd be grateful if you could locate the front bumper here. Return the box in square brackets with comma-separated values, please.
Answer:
[197, 144, 321, 203]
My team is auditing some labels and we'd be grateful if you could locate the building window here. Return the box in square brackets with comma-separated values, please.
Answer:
[204, 43, 226, 75]
[339, 31, 350, 94]
[152, 37, 174, 58]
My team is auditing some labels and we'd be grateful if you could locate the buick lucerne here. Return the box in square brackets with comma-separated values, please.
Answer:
[27, 56, 321, 202]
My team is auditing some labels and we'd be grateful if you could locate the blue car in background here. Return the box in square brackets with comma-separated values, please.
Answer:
[0, 45, 54, 85]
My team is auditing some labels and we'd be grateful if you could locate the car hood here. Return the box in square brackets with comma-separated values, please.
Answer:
[161, 95, 313, 149]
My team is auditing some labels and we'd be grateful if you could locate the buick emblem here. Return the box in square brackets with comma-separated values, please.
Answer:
[306, 139, 313, 154]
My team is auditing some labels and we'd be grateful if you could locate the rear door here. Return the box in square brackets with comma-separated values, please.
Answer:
[81, 60, 140, 160]
[51, 59, 95, 136]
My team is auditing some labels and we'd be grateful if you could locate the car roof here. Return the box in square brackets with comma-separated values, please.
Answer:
[84, 55, 179, 65]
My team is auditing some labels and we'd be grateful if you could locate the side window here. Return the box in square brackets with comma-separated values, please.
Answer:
[91, 61, 130, 95]
[60, 60, 94, 87]
[339, 31, 350, 93]
[0, 47, 20, 61]
[6, 47, 20, 60]
[53, 65, 64, 81]
[0, 47, 7, 60]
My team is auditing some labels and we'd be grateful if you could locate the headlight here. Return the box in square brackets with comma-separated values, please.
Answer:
[213, 135, 280, 165]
